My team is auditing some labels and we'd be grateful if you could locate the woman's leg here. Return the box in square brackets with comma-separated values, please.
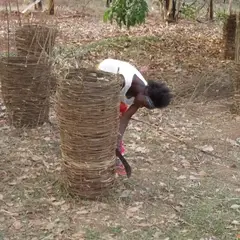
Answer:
[116, 102, 128, 175]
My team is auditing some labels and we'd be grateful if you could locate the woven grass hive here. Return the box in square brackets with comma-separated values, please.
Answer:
[0, 56, 51, 128]
[55, 68, 121, 198]
[15, 24, 57, 57]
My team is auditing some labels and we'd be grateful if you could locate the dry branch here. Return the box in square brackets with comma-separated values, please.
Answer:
[15, 24, 57, 58]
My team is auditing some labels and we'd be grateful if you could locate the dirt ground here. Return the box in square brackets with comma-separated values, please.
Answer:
[0, 2, 240, 240]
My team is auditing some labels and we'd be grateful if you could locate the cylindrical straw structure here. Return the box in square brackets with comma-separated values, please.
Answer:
[15, 24, 57, 57]
[0, 56, 51, 128]
[55, 68, 121, 198]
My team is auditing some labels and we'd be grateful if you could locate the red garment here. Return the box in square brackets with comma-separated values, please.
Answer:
[120, 102, 128, 115]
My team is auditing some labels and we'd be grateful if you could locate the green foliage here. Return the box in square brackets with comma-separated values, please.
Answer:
[0, 52, 17, 57]
[181, 3, 197, 20]
[215, 10, 228, 23]
[103, 0, 149, 29]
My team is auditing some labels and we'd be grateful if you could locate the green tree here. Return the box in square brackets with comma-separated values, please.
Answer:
[103, 0, 149, 29]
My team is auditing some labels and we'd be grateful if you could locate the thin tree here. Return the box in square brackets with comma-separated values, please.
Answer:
[233, 13, 240, 114]
[49, 0, 54, 15]
[228, 0, 233, 14]
[209, 0, 213, 20]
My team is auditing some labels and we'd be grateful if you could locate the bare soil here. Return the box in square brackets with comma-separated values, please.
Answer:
[0, 3, 240, 240]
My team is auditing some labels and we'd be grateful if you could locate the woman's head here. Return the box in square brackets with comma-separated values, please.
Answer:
[134, 80, 172, 109]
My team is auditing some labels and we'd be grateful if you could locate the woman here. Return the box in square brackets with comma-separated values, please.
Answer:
[97, 58, 172, 176]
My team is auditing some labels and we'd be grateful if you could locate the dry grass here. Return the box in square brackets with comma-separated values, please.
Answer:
[1, 101, 240, 240]
[0, 3, 240, 240]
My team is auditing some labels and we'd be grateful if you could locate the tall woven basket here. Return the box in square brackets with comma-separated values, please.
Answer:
[0, 56, 51, 128]
[15, 24, 57, 57]
[55, 68, 121, 198]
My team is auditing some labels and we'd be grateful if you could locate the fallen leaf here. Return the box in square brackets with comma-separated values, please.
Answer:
[133, 216, 145, 221]
[72, 231, 85, 239]
[231, 220, 240, 225]
[226, 138, 238, 146]
[30, 219, 43, 226]
[198, 170, 207, 176]
[176, 175, 186, 180]
[8, 181, 17, 186]
[230, 204, 240, 209]
[13, 220, 22, 230]
[61, 204, 70, 211]
[0, 194, 3, 200]
[153, 231, 162, 239]
[159, 182, 167, 187]
[181, 159, 190, 168]
[172, 167, 178, 171]
[76, 209, 89, 215]
[126, 205, 142, 217]
[51, 200, 65, 206]
[134, 223, 152, 227]
[136, 146, 149, 153]
[120, 190, 131, 198]
[201, 145, 214, 152]
[189, 175, 199, 180]
[45, 222, 55, 230]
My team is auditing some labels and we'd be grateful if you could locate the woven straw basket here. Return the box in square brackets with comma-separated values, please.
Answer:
[0, 56, 51, 128]
[55, 68, 121, 198]
[15, 24, 57, 57]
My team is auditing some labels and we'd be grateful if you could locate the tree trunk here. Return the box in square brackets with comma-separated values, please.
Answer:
[34, 0, 43, 11]
[8, 1, 12, 12]
[233, 12, 240, 114]
[49, 0, 54, 15]
[166, 0, 173, 21]
[209, 0, 213, 20]
[159, 0, 165, 20]
[228, 0, 233, 15]
[159, 0, 177, 23]
[223, 14, 236, 60]
[175, 0, 182, 21]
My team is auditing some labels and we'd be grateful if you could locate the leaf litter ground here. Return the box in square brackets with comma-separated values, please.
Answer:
[0, 5, 240, 240]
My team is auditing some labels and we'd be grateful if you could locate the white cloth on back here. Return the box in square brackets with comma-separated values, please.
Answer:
[97, 59, 148, 105]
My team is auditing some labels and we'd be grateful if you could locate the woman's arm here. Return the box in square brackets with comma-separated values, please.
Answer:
[117, 104, 139, 150]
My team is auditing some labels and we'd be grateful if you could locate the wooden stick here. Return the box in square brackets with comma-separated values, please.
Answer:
[5, 1, 10, 58]
[16, 0, 22, 27]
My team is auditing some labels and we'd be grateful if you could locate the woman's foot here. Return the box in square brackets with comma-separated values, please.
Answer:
[115, 158, 127, 176]
[116, 163, 127, 176]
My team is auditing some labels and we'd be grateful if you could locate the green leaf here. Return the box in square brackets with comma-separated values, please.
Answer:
[103, 10, 110, 22]
[103, 0, 148, 29]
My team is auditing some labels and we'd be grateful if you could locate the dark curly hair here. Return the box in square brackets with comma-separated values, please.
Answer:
[147, 80, 172, 108]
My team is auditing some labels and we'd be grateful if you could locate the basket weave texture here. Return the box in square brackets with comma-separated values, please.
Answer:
[0, 56, 51, 128]
[55, 68, 121, 198]
[15, 24, 57, 57]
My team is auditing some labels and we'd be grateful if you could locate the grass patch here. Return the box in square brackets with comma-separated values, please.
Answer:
[162, 185, 240, 240]
[85, 228, 102, 240]
[53, 35, 160, 63]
